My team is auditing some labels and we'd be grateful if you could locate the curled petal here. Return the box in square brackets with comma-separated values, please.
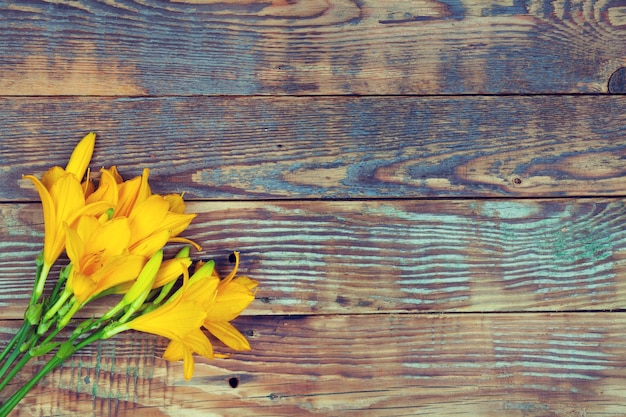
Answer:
[204, 321, 251, 351]
[182, 347, 195, 381]
[164, 193, 186, 214]
[23, 174, 56, 265]
[86, 168, 120, 207]
[41, 166, 66, 189]
[167, 237, 202, 251]
[153, 257, 192, 288]
[164, 329, 214, 380]
[206, 280, 256, 322]
[233, 276, 259, 292]
[218, 251, 240, 289]
[106, 166, 124, 183]
[163, 339, 185, 361]
[161, 212, 197, 238]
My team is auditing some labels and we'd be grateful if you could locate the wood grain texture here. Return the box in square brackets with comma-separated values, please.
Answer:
[3, 198, 626, 319]
[2, 96, 626, 200]
[2, 1, 626, 415]
[4, 313, 626, 416]
[1, 0, 625, 95]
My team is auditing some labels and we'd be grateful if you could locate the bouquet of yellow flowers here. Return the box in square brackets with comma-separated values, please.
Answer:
[0, 133, 257, 415]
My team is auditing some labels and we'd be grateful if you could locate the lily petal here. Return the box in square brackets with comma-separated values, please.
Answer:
[72, 254, 145, 303]
[163, 193, 186, 214]
[204, 321, 251, 351]
[86, 168, 120, 207]
[127, 299, 205, 341]
[129, 228, 171, 258]
[23, 174, 57, 265]
[206, 279, 256, 322]
[116, 175, 142, 217]
[85, 217, 131, 259]
[161, 212, 197, 238]
[153, 257, 192, 288]
[128, 195, 170, 244]
[164, 328, 214, 380]
[41, 166, 66, 189]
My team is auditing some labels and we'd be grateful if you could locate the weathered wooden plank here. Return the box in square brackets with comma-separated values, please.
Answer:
[2, 96, 626, 200]
[2, 199, 626, 318]
[3, 312, 626, 416]
[1, 0, 624, 95]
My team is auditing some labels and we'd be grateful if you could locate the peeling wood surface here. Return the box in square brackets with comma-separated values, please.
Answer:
[5, 313, 626, 416]
[2, 96, 626, 200]
[1, 0, 625, 95]
[2, 199, 626, 319]
[2, 0, 626, 416]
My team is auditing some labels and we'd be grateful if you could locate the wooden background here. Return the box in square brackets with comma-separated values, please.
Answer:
[2, 0, 626, 415]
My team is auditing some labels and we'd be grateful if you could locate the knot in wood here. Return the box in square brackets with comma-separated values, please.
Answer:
[608, 67, 626, 94]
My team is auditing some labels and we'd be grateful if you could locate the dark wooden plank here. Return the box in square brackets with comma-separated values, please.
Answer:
[2, 96, 626, 200]
[1, 1, 625, 95]
[3, 312, 626, 416]
[2, 199, 626, 319]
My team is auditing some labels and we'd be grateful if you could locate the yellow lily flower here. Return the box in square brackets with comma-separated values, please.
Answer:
[109, 278, 212, 379]
[153, 257, 192, 288]
[111, 255, 192, 294]
[158, 268, 219, 379]
[64, 215, 145, 303]
[122, 296, 206, 342]
[115, 254, 257, 380]
[166, 253, 257, 378]
[23, 133, 110, 297]
[163, 328, 214, 380]
[86, 167, 150, 217]
[204, 252, 258, 351]
[86, 167, 199, 253]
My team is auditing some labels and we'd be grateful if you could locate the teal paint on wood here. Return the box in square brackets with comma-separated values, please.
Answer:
[2, 199, 626, 318]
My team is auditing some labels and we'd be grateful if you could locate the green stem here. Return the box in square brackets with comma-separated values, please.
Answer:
[31, 262, 51, 304]
[0, 351, 32, 394]
[28, 253, 45, 305]
[45, 265, 71, 312]
[0, 327, 108, 417]
[42, 289, 71, 324]
[0, 353, 64, 417]
[0, 322, 30, 365]
[0, 324, 32, 383]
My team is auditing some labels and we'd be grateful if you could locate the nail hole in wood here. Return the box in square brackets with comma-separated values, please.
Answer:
[228, 377, 239, 388]
[608, 67, 626, 94]
[513, 177, 522, 185]
[229, 253, 237, 263]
